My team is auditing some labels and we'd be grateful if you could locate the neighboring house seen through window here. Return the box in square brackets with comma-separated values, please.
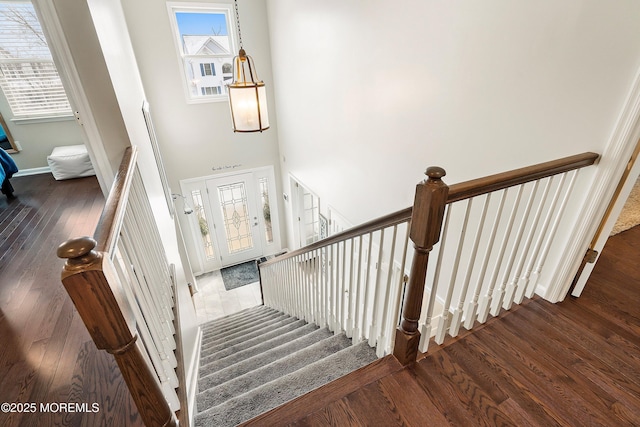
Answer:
[167, 2, 236, 102]
[200, 63, 215, 76]
[0, 1, 72, 118]
[201, 86, 221, 96]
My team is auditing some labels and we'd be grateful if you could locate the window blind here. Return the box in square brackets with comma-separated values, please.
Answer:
[0, 1, 72, 118]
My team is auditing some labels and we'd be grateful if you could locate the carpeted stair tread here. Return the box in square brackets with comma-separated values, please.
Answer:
[201, 319, 308, 363]
[194, 341, 377, 427]
[201, 316, 303, 355]
[196, 333, 352, 410]
[201, 309, 283, 340]
[198, 326, 332, 390]
[200, 306, 274, 331]
[200, 308, 276, 334]
[201, 312, 292, 346]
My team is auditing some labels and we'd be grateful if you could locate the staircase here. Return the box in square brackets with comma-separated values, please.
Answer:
[194, 305, 378, 427]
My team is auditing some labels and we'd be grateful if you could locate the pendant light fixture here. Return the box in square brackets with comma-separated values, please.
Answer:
[228, 0, 269, 132]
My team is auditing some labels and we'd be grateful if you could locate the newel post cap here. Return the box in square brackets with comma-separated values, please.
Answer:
[57, 236, 101, 270]
[425, 166, 446, 181]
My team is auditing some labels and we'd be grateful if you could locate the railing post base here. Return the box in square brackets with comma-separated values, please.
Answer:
[393, 328, 421, 366]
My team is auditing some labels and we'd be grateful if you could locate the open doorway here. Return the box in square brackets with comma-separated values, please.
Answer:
[572, 138, 640, 296]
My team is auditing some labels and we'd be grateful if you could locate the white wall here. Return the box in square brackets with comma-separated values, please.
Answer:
[266, 0, 640, 296]
[42, 0, 200, 419]
[120, 0, 285, 270]
[267, 0, 640, 229]
[0, 94, 83, 170]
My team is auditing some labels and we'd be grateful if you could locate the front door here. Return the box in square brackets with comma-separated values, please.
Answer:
[206, 173, 263, 267]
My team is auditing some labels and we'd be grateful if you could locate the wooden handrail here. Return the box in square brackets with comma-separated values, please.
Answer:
[261, 152, 598, 269]
[446, 152, 599, 203]
[93, 146, 137, 253]
[259, 206, 412, 267]
[57, 148, 178, 427]
[392, 151, 600, 365]
[259, 152, 599, 364]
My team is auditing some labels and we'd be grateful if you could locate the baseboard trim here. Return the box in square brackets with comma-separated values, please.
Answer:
[549, 66, 640, 302]
[15, 166, 51, 177]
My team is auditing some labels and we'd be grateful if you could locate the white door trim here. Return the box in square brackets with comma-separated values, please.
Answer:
[546, 67, 640, 302]
[33, 0, 114, 194]
[181, 165, 282, 273]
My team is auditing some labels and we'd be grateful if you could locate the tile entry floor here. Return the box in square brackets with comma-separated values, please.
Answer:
[192, 269, 263, 325]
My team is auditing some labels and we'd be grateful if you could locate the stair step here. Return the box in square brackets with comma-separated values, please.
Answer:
[201, 319, 308, 363]
[198, 326, 332, 391]
[201, 309, 282, 340]
[196, 333, 352, 410]
[194, 341, 377, 427]
[201, 312, 291, 346]
[200, 305, 273, 331]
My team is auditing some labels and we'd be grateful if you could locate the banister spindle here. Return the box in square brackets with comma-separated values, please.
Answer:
[58, 237, 178, 427]
[393, 167, 449, 365]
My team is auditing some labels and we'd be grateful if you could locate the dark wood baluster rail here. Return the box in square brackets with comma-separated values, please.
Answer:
[393, 152, 599, 365]
[57, 147, 178, 427]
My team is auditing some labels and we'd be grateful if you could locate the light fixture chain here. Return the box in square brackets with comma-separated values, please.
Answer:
[234, 0, 243, 49]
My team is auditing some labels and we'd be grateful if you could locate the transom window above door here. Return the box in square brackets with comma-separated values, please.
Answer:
[167, 2, 236, 104]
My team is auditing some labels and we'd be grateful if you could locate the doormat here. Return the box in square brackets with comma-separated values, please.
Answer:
[221, 260, 259, 291]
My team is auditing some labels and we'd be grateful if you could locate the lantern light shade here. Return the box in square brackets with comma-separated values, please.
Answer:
[228, 49, 269, 132]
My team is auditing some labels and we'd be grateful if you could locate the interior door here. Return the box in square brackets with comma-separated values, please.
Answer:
[206, 173, 264, 267]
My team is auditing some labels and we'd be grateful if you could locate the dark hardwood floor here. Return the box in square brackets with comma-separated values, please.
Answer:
[2, 173, 639, 427]
[0, 174, 142, 427]
[246, 225, 640, 427]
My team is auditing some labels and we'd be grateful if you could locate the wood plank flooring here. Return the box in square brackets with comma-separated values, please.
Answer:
[2, 173, 638, 427]
[0, 174, 142, 427]
[246, 224, 640, 426]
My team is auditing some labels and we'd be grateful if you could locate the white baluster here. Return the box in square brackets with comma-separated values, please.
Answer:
[376, 225, 397, 357]
[460, 193, 490, 329]
[369, 229, 385, 347]
[346, 238, 355, 337]
[529, 170, 579, 296]
[361, 232, 374, 342]
[419, 206, 451, 352]
[494, 181, 539, 315]
[436, 201, 472, 345]
[478, 187, 521, 322]
[340, 239, 347, 333]
[450, 195, 490, 336]
[352, 236, 364, 343]
[113, 244, 178, 385]
[392, 222, 411, 337]
[509, 178, 553, 307]
[120, 230, 176, 360]
[465, 191, 506, 329]
[320, 247, 333, 331]
[328, 244, 335, 331]
[320, 248, 327, 327]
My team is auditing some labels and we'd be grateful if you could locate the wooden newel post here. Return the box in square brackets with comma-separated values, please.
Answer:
[58, 237, 178, 427]
[393, 167, 448, 365]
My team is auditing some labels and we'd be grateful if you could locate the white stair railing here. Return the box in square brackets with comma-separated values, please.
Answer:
[260, 152, 600, 364]
[58, 147, 180, 427]
[423, 170, 581, 352]
[261, 210, 412, 357]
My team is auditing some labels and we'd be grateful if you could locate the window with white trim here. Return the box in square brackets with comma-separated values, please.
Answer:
[201, 86, 221, 96]
[167, 3, 236, 103]
[200, 63, 215, 76]
[0, 1, 72, 118]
